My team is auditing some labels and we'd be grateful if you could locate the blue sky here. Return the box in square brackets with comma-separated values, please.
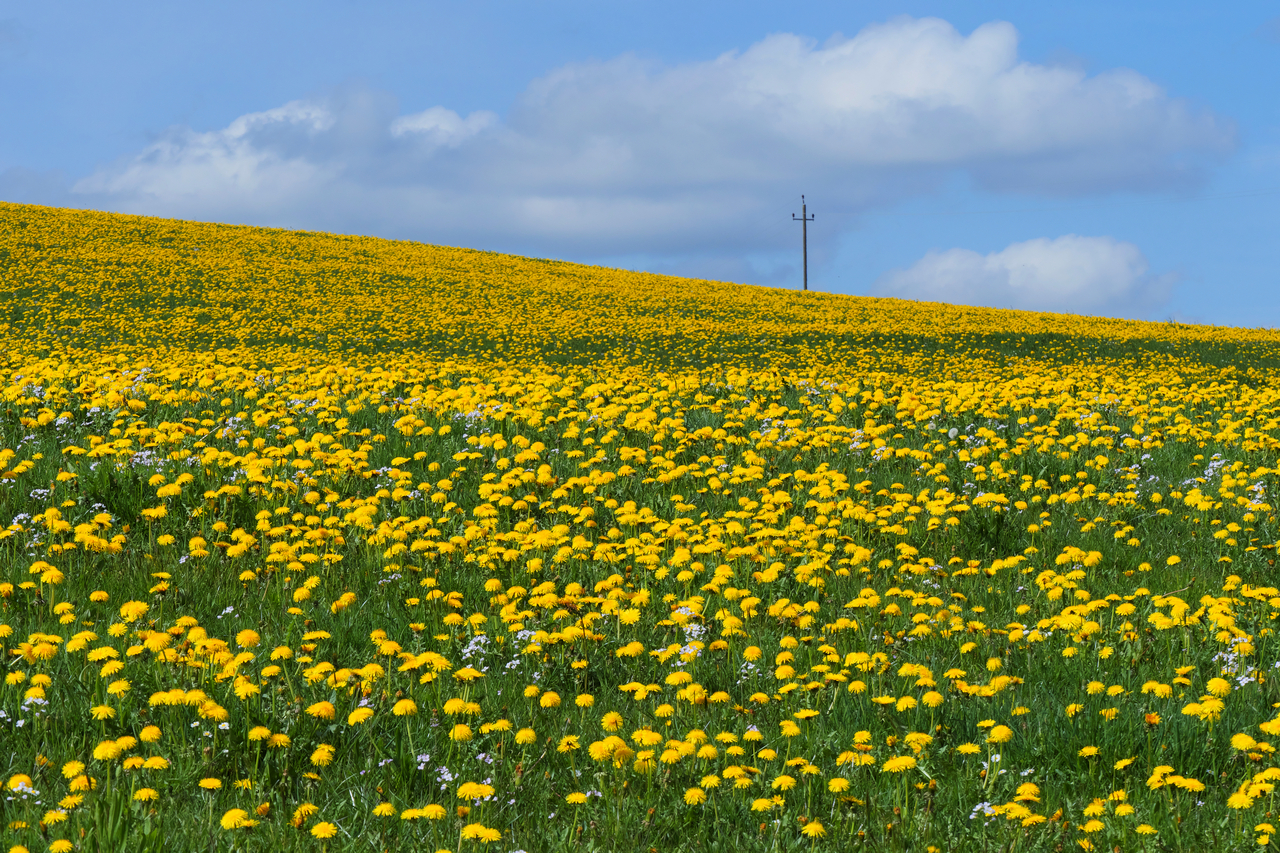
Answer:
[2, 2, 1278, 326]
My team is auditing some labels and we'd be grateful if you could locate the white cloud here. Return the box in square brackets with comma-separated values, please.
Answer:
[873, 235, 1175, 316]
[67, 17, 1233, 260]
[390, 107, 498, 147]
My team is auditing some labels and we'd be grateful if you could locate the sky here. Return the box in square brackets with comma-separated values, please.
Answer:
[2, 2, 1278, 326]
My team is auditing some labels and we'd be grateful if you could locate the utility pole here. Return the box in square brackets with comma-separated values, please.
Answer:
[792, 195, 814, 291]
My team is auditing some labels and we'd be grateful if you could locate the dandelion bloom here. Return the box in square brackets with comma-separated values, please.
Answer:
[450, 724, 474, 742]
[751, 798, 774, 812]
[1173, 777, 1206, 793]
[373, 803, 396, 817]
[348, 708, 374, 725]
[236, 629, 261, 648]
[248, 726, 271, 741]
[292, 803, 319, 825]
[684, 787, 707, 805]
[458, 782, 496, 800]
[1078, 746, 1100, 758]
[461, 823, 502, 843]
[310, 744, 335, 766]
[221, 808, 250, 830]
[882, 756, 917, 773]
[801, 820, 826, 838]
[1136, 825, 1157, 835]
[306, 701, 336, 719]
[514, 728, 536, 745]
[134, 788, 159, 801]
[1195, 698, 1225, 722]
[199, 778, 222, 791]
[539, 691, 561, 708]
[1228, 792, 1255, 809]
[1232, 733, 1258, 751]
[986, 726, 1013, 745]
[557, 736, 580, 753]
[566, 792, 588, 805]
[139, 725, 162, 743]
[92, 740, 121, 761]
[310, 822, 338, 839]
[453, 666, 484, 682]
[393, 699, 418, 716]
[119, 601, 149, 622]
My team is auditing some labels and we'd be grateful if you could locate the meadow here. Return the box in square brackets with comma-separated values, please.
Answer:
[3, 200, 1280, 851]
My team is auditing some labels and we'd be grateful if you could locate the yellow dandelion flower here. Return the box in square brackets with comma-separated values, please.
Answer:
[306, 701, 336, 719]
[986, 726, 1013, 745]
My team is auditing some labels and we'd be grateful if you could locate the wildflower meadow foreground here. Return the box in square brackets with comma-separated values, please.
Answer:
[7, 202, 1280, 852]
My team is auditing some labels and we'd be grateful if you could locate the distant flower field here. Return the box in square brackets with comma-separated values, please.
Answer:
[5, 200, 1280, 851]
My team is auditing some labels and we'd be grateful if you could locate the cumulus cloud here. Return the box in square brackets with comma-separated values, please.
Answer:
[66, 16, 1232, 261]
[873, 235, 1176, 316]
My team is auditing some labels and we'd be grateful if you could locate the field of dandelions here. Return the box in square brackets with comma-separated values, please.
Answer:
[5, 201, 1280, 852]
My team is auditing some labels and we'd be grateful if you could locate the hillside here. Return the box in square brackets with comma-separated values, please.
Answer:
[2, 202, 1279, 852]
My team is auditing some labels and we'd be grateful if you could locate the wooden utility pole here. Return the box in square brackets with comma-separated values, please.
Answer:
[792, 195, 814, 291]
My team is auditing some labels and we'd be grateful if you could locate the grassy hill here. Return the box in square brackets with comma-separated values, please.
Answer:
[2, 202, 1279, 851]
